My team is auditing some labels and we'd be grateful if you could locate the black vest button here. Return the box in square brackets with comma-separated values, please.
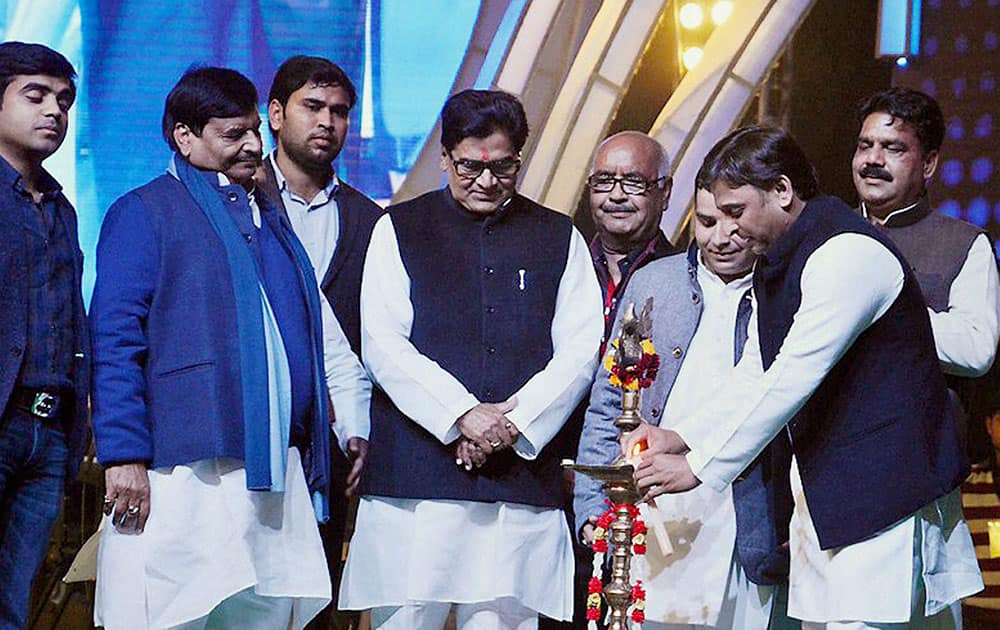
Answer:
[672, 347, 683, 358]
[11, 345, 22, 357]
[691, 293, 700, 304]
[486, 306, 496, 314]
[228, 192, 239, 202]
[487, 346, 497, 354]
[651, 408, 659, 417]
[484, 266, 494, 274]
[244, 234, 252, 243]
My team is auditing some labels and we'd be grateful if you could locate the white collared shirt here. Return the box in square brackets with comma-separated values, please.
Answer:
[269, 152, 341, 282]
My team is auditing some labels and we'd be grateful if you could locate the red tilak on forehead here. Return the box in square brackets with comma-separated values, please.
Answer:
[479, 149, 490, 160]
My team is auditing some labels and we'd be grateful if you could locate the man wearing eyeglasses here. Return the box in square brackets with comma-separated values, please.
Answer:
[587, 131, 677, 349]
[338, 89, 603, 629]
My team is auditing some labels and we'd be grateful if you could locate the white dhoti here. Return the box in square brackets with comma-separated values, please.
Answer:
[340, 496, 573, 627]
[94, 448, 331, 630]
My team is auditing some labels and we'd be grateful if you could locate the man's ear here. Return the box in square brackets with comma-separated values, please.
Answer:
[922, 149, 940, 180]
[173, 123, 194, 158]
[440, 146, 449, 172]
[772, 174, 795, 209]
[268, 99, 284, 136]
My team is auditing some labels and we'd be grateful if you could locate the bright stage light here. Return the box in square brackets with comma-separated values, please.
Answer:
[679, 3, 704, 30]
[711, 1, 734, 25]
[895, 56, 909, 67]
[682, 46, 704, 70]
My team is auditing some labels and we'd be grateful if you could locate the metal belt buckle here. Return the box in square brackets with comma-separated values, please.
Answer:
[30, 392, 58, 419]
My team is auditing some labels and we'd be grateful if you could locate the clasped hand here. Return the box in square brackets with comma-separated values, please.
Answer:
[622, 423, 700, 501]
[455, 397, 519, 470]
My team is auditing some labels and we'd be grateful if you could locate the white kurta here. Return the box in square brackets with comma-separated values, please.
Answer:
[674, 233, 983, 623]
[340, 212, 603, 620]
[94, 448, 331, 630]
[643, 261, 753, 626]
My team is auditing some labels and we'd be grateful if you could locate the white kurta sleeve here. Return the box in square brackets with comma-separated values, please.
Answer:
[926, 233, 1000, 377]
[360, 215, 480, 444]
[507, 227, 603, 460]
[320, 291, 372, 453]
[675, 233, 905, 491]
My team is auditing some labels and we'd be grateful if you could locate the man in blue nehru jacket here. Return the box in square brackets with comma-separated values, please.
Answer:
[339, 89, 603, 629]
[90, 67, 369, 630]
[0, 42, 89, 630]
[626, 126, 982, 628]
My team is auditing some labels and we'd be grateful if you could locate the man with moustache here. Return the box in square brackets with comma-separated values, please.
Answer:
[0, 42, 90, 630]
[339, 89, 603, 629]
[576, 188, 795, 629]
[91, 67, 369, 629]
[258, 55, 380, 625]
[626, 126, 981, 628]
[588, 131, 677, 347]
[852, 87, 1000, 454]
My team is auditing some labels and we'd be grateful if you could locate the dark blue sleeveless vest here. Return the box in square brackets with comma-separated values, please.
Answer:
[361, 188, 573, 507]
[753, 195, 968, 550]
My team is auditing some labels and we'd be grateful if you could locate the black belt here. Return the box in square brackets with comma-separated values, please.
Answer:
[11, 387, 69, 421]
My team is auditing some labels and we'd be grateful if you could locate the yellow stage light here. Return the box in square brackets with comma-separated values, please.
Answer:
[679, 3, 704, 30]
[682, 46, 704, 70]
[711, 1, 734, 25]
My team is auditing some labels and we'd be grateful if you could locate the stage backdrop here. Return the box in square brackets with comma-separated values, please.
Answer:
[2, 0, 481, 298]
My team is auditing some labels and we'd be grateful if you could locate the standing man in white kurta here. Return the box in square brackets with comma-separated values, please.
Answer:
[851, 87, 1000, 459]
[626, 126, 983, 629]
[339, 89, 603, 629]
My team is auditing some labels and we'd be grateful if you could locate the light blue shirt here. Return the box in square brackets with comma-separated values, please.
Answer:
[268, 151, 340, 281]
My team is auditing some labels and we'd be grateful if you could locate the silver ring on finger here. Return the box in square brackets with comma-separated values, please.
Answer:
[127, 505, 140, 516]
[489, 440, 502, 448]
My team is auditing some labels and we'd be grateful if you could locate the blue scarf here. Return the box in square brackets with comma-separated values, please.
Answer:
[172, 156, 330, 520]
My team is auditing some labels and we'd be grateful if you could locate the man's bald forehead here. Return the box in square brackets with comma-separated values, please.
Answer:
[593, 131, 669, 177]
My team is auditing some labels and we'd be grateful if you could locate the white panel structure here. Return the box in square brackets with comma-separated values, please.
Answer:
[519, 0, 669, 213]
[651, 0, 817, 239]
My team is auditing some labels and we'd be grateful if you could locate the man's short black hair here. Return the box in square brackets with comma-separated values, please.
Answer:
[0, 41, 76, 106]
[267, 56, 357, 134]
[162, 66, 258, 151]
[440, 89, 528, 153]
[857, 86, 944, 155]
[696, 126, 819, 201]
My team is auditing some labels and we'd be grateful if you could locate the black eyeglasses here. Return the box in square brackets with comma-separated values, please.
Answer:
[450, 155, 522, 180]
[587, 174, 670, 195]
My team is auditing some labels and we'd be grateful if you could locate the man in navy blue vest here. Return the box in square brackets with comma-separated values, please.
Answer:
[852, 87, 1000, 462]
[91, 67, 368, 629]
[338, 89, 603, 629]
[0, 42, 90, 630]
[257, 55, 381, 628]
[625, 126, 981, 628]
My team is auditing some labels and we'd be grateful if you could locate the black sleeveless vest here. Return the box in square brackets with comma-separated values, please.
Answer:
[754, 196, 967, 550]
[361, 189, 574, 507]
